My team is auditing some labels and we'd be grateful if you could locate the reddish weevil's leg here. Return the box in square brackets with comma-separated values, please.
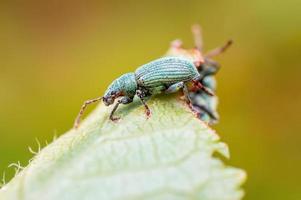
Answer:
[140, 99, 151, 117]
[109, 101, 121, 121]
[183, 84, 193, 105]
[183, 84, 202, 116]
[74, 96, 103, 129]
[192, 80, 215, 96]
[136, 90, 151, 117]
[109, 97, 133, 121]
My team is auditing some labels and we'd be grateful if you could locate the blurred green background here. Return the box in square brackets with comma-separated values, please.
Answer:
[0, 0, 300, 199]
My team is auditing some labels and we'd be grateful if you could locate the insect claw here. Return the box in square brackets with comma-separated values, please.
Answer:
[146, 110, 151, 118]
[110, 117, 120, 122]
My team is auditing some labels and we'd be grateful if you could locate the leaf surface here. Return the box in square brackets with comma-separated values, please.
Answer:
[0, 95, 246, 200]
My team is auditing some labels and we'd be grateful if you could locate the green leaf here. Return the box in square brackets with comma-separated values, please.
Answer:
[0, 95, 246, 200]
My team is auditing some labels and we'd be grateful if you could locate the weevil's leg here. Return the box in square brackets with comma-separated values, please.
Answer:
[166, 82, 193, 107]
[136, 90, 151, 117]
[109, 97, 133, 121]
[183, 84, 206, 119]
[183, 84, 193, 104]
[205, 40, 233, 58]
[191, 24, 203, 52]
[165, 82, 184, 94]
[192, 80, 215, 96]
[74, 96, 103, 129]
[140, 98, 151, 117]
[109, 102, 121, 121]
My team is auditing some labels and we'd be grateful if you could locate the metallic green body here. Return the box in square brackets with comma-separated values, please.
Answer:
[104, 57, 200, 99]
[101, 56, 202, 121]
[135, 57, 199, 94]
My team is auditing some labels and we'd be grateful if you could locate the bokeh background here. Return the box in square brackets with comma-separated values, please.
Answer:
[1, 0, 300, 199]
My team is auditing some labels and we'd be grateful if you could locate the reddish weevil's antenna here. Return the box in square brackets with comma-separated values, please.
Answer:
[191, 24, 204, 52]
[73, 96, 103, 129]
[205, 40, 233, 58]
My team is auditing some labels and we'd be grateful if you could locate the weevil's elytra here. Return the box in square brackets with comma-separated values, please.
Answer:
[73, 56, 213, 129]
[135, 57, 200, 91]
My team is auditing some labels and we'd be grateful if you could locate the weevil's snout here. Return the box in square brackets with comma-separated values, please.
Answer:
[103, 96, 114, 106]
[103, 90, 122, 106]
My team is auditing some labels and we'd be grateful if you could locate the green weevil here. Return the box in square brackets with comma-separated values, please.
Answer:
[73, 56, 213, 128]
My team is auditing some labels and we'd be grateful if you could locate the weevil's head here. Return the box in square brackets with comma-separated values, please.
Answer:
[103, 73, 137, 106]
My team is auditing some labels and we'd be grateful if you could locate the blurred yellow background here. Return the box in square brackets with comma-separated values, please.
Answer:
[0, 0, 300, 199]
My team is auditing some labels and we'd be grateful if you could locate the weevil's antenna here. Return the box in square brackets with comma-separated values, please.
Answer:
[205, 40, 233, 58]
[191, 24, 204, 52]
[74, 96, 103, 129]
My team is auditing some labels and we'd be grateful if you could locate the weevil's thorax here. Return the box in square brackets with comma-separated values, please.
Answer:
[103, 73, 137, 105]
